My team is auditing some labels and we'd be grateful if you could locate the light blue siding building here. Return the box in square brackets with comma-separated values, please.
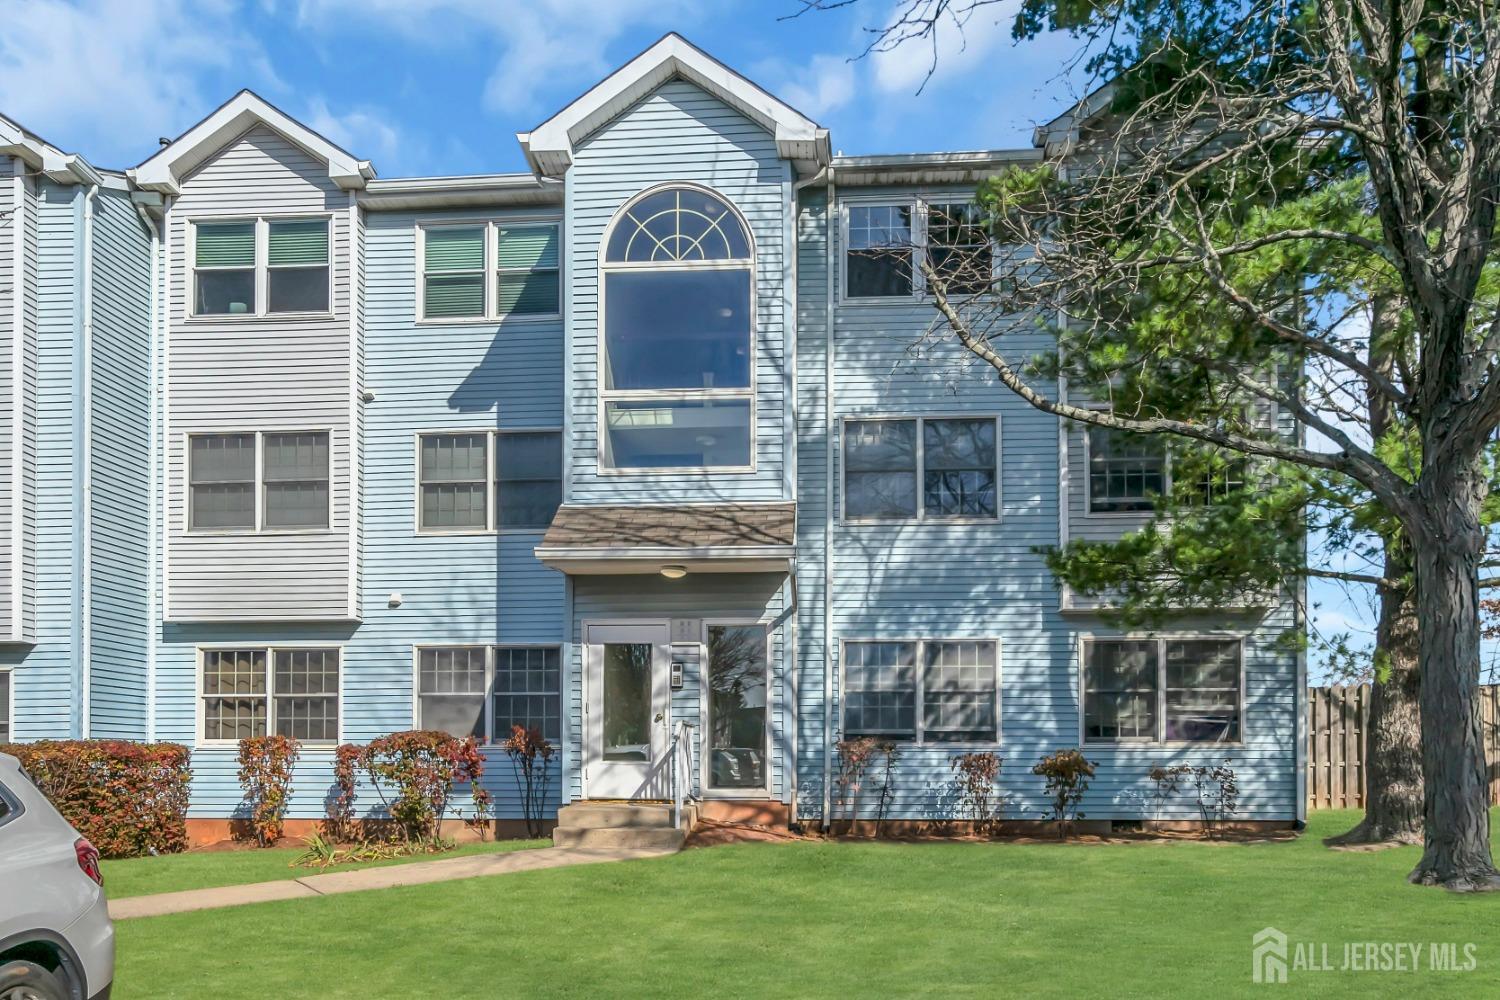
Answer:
[0, 34, 1305, 838]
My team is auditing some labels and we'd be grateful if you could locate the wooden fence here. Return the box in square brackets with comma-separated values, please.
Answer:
[1307, 683, 1500, 809]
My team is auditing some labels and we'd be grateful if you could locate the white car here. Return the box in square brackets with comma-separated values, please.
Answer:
[0, 753, 114, 1000]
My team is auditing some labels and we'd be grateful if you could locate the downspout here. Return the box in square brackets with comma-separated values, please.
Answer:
[134, 199, 160, 742]
[821, 167, 836, 831]
[77, 183, 98, 738]
[791, 164, 836, 830]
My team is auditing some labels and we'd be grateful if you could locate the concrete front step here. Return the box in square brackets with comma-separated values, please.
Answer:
[557, 802, 674, 829]
[551, 826, 685, 851]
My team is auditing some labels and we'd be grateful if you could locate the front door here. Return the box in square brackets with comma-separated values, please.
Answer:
[584, 623, 671, 799]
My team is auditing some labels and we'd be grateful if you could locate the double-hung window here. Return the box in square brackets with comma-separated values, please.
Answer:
[417, 430, 562, 532]
[200, 647, 340, 744]
[843, 198, 992, 300]
[843, 416, 999, 520]
[600, 186, 754, 470]
[416, 645, 562, 743]
[193, 217, 330, 316]
[189, 431, 329, 532]
[843, 639, 999, 743]
[1082, 637, 1243, 743]
[419, 221, 561, 321]
[1086, 427, 1168, 513]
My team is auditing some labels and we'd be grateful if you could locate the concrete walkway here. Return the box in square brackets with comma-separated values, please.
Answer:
[108, 844, 674, 920]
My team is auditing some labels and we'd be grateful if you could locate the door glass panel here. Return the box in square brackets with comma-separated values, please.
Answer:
[602, 643, 652, 761]
[707, 625, 767, 789]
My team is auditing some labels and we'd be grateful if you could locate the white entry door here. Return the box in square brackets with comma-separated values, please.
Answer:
[584, 623, 672, 799]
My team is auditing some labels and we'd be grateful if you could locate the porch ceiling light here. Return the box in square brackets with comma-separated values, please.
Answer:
[660, 564, 688, 579]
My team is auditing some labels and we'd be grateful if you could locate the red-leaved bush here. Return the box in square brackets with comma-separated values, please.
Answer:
[0, 740, 191, 857]
[236, 734, 300, 846]
[329, 731, 485, 842]
[499, 725, 555, 838]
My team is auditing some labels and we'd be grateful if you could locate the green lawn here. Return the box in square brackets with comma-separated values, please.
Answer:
[112, 811, 1500, 999]
[101, 838, 548, 898]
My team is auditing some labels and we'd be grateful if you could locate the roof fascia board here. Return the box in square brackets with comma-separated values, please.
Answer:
[518, 33, 828, 178]
[130, 91, 376, 195]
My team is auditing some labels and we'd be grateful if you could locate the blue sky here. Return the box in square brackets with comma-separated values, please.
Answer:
[0, 0, 1399, 680]
[0, 0, 1094, 174]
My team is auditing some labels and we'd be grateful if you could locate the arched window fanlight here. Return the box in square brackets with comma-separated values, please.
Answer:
[600, 185, 755, 471]
[605, 187, 751, 263]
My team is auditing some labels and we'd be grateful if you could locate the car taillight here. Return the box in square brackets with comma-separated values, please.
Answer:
[74, 837, 102, 886]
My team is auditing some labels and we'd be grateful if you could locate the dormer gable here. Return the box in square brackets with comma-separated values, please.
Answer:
[130, 90, 375, 195]
[518, 32, 829, 179]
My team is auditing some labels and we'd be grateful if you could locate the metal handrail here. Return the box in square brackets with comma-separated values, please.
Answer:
[668, 719, 695, 829]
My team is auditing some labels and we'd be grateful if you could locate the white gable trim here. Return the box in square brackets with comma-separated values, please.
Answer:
[0, 114, 105, 186]
[517, 33, 829, 178]
[129, 90, 375, 195]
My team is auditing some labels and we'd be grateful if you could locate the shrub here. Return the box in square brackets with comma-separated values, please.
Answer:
[1191, 759, 1240, 838]
[0, 740, 191, 857]
[329, 731, 485, 843]
[499, 725, 555, 839]
[236, 734, 300, 846]
[1032, 748, 1096, 838]
[949, 751, 1003, 834]
[1147, 764, 1194, 822]
[834, 737, 899, 836]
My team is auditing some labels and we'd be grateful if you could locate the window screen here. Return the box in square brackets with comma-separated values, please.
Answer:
[926, 202, 992, 296]
[190, 434, 257, 530]
[496, 431, 562, 529]
[923, 418, 997, 517]
[418, 647, 488, 739]
[497, 225, 560, 316]
[194, 221, 256, 315]
[493, 647, 561, 743]
[423, 226, 486, 319]
[267, 219, 330, 313]
[843, 641, 917, 739]
[1164, 639, 1241, 742]
[922, 641, 997, 741]
[846, 205, 914, 298]
[844, 419, 917, 519]
[420, 433, 489, 530]
[1083, 640, 1160, 741]
[262, 432, 329, 529]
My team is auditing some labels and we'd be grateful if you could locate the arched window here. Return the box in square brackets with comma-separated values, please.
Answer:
[601, 186, 754, 470]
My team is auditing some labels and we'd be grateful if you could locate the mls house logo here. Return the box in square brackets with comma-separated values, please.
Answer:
[1253, 927, 1289, 984]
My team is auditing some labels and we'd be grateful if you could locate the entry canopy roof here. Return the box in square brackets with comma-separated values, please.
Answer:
[535, 502, 795, 575]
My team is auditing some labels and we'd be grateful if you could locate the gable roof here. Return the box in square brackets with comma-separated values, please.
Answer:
[130, 90, 375, 195]
[517, 33, 830, 178]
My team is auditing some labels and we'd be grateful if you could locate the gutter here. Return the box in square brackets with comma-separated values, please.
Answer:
[133, 197, 160, 742]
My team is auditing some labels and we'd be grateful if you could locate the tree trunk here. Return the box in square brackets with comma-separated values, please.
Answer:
[1327, 569, 1423, 846]
[1407, 474, 1499, 890]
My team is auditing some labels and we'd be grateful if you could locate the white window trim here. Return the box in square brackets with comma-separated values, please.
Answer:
[838, 637, 1003, 746]
[187, 214, 334, 321]
[1080, 419, 1172, 518]
[411, 643, 563, 744]
[194, 643, 344, 749]
[414, 217, 563, 325]
[413, 427, 564, 536]
[839, 414, 1002, 523]
[1077, 633, 1247, 747]
[838, 195, 996, 304]
[699, 619, 773, 798]
[184, 428, 334, 535]
[596, 181, 758, 475]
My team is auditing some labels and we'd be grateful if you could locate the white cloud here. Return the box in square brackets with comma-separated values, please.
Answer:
[297, 0, 695, 119]
[304, 97, 402, 163]
[0, 0, 272, 166]
[764, 54, 856, 120]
